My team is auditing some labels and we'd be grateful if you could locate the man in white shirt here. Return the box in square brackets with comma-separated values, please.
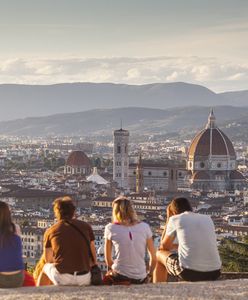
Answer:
[153, 197, 221, 282]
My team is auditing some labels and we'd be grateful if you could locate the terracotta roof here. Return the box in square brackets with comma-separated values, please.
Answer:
[192, 171, 210, 180]
[188, 128, 236, 158]
[66, 151, 91, 167]
[229, 170, 245, 180]
[7, 188, 68, 198]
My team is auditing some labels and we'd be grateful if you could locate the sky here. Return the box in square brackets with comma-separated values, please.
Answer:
[0, 0, 247, 92]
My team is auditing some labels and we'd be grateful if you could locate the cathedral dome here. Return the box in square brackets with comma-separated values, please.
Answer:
[66, 151, 91, 167]
[188, 110, 236, 158]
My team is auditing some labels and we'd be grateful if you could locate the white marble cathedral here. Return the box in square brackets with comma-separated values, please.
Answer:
[187, 110, 246, 191]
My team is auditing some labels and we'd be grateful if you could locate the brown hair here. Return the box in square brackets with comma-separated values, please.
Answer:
[53, 196, 76, 220]
[169, 197, 193, 215]
[0, 201, 15, 247]
[112, 197, 138, 225]
[161, 198, 192, 240]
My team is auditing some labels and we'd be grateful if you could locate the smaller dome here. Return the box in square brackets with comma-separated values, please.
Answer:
[192, 171, 210, 180]
[230, 170, 245, 180]
[87, 167, 109, 185]
[66, 151, 91, 167]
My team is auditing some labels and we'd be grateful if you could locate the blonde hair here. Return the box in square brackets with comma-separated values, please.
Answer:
[112, 197, 138, 224]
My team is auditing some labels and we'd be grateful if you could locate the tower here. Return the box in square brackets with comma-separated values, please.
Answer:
[136, 152, 144, 193]
[113, 127, 129, 189]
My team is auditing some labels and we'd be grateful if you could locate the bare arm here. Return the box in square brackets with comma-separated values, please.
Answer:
[44, 247, 54, 263]
[160, 234, 175, 251]
[90, 241, 97, 265]
[146, 237, 157, 275]
[104, 239, 113, 269]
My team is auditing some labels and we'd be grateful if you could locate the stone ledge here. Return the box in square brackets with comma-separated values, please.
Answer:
[0, 279, 248, 300]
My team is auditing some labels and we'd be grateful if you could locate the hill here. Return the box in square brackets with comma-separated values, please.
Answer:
[0, 82, 247, 121]
[0, 106, 248, 138]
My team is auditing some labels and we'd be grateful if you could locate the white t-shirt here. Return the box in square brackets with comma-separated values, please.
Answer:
[166, 212, 221, 272]
[104, 222, 152, 279]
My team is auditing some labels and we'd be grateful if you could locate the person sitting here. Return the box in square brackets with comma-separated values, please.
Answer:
[104, 197, 156, 285]
[153, 197, 221, 283]
[160, 203, 178, 254]
[0, 201, 24, 288]
[37, 196, 97, 286]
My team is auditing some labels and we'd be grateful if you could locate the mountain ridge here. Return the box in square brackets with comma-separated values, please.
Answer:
[0, 106, 248, 139]
[0, 82, 247, 121]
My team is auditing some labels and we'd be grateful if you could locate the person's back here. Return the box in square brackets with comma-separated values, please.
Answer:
[168, 211, 221, 272]
[104, 197, 156, 284]
[154, 197, 221, 283]
[0, 234, 23, 273]
[38, 197, 97, 286]
[0, 201, 24, 288]
[105, 221, 152, 279]
[44, 218, 94, 274]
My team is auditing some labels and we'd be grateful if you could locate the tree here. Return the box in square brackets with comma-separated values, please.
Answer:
[219, 238, 248, 272]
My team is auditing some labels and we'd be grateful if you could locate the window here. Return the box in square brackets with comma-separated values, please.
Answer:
[125, 144, 128, 153]
[117, 145, 121, 154]
[163, 172, 167, 177]
[200, 162, 205, 168]
[133, 171, 136, 175]
[148, 171, 152, 176]
[217, 163, 221, 168]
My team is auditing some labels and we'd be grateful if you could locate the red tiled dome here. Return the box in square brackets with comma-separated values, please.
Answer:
[66, 151, 91, 167]
[188, 111, 236, 159]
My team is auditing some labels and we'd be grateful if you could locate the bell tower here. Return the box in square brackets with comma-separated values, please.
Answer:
[113, 127, 129, 189]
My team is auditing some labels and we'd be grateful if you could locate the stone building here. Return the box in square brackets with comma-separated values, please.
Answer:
[21, 227, 45, 266]
[1, 186, 67, 210]
[113, 128, 129, 189]
[187, 110, 246, 191]
[64, 150, 91, 175]
[129, 159, 187, 192]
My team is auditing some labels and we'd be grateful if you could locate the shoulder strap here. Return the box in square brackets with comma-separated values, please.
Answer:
[64, 220, 94, 261]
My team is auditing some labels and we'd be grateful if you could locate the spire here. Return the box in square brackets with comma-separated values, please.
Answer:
[206, 108, 216, 129]
[120, 118, 122, 130]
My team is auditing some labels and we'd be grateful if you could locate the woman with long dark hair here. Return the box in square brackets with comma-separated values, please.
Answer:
[0, 201, 24, 288]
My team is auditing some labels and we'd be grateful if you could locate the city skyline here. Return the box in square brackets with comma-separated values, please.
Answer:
[0, 0, 247, 92]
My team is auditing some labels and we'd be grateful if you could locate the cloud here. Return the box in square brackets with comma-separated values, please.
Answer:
[0, 56, 247, 92]
[126, 68, 140, 79]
